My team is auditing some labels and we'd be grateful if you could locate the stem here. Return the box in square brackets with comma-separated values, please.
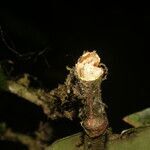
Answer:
[75, 51, 109, 138]
[0, 124, 42, 150]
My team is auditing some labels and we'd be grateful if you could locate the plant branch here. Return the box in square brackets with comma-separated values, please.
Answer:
[0, 123, 42, 150]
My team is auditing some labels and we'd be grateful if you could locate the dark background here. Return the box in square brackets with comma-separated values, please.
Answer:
[0, 2, 149, 149]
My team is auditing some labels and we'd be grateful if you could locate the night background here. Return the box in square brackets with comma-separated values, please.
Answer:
[0, 2, 149, 149]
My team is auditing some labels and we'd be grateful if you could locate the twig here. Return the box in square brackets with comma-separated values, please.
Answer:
[0, 123, 42, 150]
[0, 26, 22, 57]
[0, 26, 49, 68]
[74, 51, 108, 138]
[6, 80, 64, 119]
[72, 51, 109, 149]
[4, 72, 78, 120]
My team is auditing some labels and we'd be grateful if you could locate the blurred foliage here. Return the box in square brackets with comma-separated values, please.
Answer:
[0, 123, 7, 134]
[0, 64, 7, 91]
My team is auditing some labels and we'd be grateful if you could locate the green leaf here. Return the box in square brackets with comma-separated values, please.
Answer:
[46, 133, 83, 150]
[0, 123, 7, 134]
[0, 65, 7, 91]
[106, 126, 150, 150]
[123, 108, 150, 127]
[46, 126, 150, 150]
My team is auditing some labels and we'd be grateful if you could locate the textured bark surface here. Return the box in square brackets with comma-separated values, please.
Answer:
[74, 51, 108, 138]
